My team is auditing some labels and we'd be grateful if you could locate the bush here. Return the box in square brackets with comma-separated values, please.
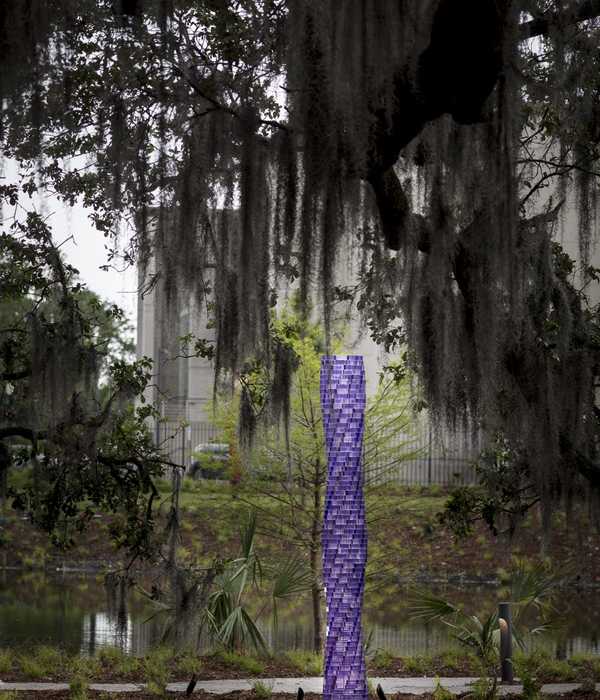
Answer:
[438, 650, 466, 672]
[175, 651, 202, 676]
[469, 676, 498, 700]
[34, 645, 64, 675]
[18, 655, 46, 679]
[141, 647, 175, 696]
[97, 646, 124, 668]
[402, 654, 433, 675]
[69, 674, 88, 700]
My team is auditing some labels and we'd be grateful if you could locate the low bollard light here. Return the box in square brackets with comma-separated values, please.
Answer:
[499, 602, 514, 683]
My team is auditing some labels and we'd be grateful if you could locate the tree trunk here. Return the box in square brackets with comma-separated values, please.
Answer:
[310, 466, 323, 654]
[310, 545, 323, 655]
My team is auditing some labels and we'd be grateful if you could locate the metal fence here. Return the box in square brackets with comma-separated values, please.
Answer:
[154, 420, 480, 486]
[365, 426, 480, 486]
[155, 420, 221, 471]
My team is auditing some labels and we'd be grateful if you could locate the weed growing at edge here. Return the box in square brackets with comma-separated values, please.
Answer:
[432, 677, 456, 700]
[252, 680, 273, 698]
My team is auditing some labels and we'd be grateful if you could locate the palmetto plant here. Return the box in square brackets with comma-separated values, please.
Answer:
[408, 562, 564, 671]
[204, 510, 313, 652]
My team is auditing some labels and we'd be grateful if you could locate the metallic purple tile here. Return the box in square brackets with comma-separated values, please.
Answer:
[321, 356, 367, 700]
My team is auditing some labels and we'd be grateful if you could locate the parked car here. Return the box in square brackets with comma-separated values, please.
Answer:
[190, 443, 230, 480]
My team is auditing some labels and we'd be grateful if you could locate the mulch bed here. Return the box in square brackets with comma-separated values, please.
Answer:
[5, 692, 600, 699]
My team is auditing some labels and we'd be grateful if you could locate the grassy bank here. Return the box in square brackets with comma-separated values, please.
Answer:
[1, 479, 600, 587]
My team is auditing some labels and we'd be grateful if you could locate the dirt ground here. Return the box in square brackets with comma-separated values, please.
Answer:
[5, 691, 600, 700]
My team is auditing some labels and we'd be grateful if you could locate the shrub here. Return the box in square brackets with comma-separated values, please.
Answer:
[97, 646, 124, 668]
[34, 645, 64, 675]
[469, 676, 498, 700]
[175, 651, 202, 676]
[18, 655, 45, 679]
[438, 650, 465, 672]
[69, 673, 88, 700]
[402, 654, 432, 675]
[114, 653, 141, 676]
[519, 665, 542, 700]
[143, 655, 169, 697]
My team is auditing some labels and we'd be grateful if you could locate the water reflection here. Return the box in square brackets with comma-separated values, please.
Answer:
[0, 572, 598, 659]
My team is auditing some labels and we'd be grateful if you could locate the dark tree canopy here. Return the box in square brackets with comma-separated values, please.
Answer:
[2, 0, 600, 524]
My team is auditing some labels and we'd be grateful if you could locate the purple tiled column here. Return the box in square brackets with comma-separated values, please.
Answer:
[320, 355, 368, 700]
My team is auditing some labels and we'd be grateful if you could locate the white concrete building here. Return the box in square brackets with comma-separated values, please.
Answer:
[137, 247, 216, 425]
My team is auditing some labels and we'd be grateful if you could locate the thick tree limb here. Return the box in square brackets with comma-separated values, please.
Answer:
[0, 427, 46, 441]
[367, 0, 509, 250]
[520, 0, 600, 40]
[0, 367, 31, 381]
[369, 0, 600, 250]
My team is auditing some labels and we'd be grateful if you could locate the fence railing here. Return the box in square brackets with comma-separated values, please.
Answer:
[155, 420, 221, 471]
[154, 420, 480, 486]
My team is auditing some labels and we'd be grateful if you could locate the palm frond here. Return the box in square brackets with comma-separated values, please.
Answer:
[509, 560, 563, 607]
[239, 510, 258, 559]
[218, 605, 267, 652]
[271, 556, 313, 599]
[407, 591, 463, 623]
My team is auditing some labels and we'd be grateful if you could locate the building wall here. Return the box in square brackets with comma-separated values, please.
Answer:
[136, 243, 216, 425]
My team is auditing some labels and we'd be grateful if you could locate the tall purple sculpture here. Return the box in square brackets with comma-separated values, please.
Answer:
[320, 355, 368, 700]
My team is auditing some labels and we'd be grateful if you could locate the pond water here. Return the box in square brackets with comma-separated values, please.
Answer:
[0, 571, 598, 659]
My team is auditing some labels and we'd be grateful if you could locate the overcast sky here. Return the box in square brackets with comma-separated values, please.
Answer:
[2, 159, 138, 339]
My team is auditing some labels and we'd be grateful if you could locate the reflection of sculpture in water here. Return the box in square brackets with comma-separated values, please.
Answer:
[320, 356, 368, 700]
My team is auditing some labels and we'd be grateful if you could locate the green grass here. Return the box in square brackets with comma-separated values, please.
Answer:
[97, 646, 124, 667]
[285, 650, 322, 675]
[0, 648, 13, 674]
[438, 650, 468, 673]
[35, 645, 64, 673]
[369, 648, 394, 670]
[402, 654, 434, 675]
[97, 646, 140, 676]
[143, 648, 172, 697]
[69, 673, 89, 700]
[175, 650, 202, 676]
[217, 650, 265, 675]
[18, 655, 46, 679]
